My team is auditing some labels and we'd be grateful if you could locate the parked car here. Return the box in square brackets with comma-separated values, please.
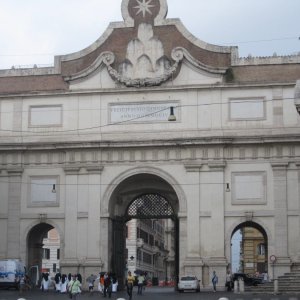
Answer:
[232, 273, 263, 286]
[177, 275, 200, 292]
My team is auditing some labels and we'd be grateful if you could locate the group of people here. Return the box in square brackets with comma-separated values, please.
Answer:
[96, 272, 118, 297]
[126, 271, 146, 300]
[40, 272, 82, 298]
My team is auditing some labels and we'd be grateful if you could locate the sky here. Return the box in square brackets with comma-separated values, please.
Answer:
[0, 0, 299, 70]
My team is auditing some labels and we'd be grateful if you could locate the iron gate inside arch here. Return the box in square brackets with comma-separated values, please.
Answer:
[126, 193, 175, 219]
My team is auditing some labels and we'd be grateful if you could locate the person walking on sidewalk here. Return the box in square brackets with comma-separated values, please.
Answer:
[212, 270, 218, 292]
[126, 271, 135, 300]
[137, 273, 145, 295]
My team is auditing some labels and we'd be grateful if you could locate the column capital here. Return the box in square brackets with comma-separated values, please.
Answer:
[7, 168, 24, 177]
[271, 162, 289, 171]
[184, 163, 202, 172]
[208, 161, 226, 171]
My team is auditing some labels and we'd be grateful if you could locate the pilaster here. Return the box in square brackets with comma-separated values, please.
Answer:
[6, 168, 23, 259]
[271, 162, 291, 274]
[184, 163, 201, 258]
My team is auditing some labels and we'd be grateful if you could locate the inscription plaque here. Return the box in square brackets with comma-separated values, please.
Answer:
[109, 102, 179, 123]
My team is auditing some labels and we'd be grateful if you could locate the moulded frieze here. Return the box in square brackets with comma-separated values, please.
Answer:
[289, 146, 296, 157]
[239, 148, 246, 160]
[276, 146, 283, 158]
[189, 148, 196, 160]
[80, 152, 86, 163]
[252, 148, 258, 159]
[214, 148, 221, 159]
[264, 147, 271, 159]
[68, 152, 76, 163]
[118, 151, 124, 162]
[47, 153, 53, 164]
[225, 148, 233, 160]
[175, 149, 181, 160]
[130, 151, 135, 162]
[164, 150, 169, 161]
[35, 153, 41, 165]
[58, 152, 66, 164]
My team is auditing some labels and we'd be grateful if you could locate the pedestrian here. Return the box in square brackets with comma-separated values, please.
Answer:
[86, 274, 96, 295]
[41, 273, 50, 292]
[137, 273, 145, 295]
[99, 273, 105, 294]
[103, 272, 112, 298]
[212, 270, 218, 292]
[126, 271, 135, 300]
[112, 274, 118, 292]
[225, 270, 232, 291]
[60, 274, 68, 293]
[68, 274, 81, 300]
[18, 274, 26, 295]
[54, 272, 61, 292]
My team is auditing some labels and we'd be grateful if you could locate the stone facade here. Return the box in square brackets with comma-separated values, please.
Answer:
[0, 0, 300, 290]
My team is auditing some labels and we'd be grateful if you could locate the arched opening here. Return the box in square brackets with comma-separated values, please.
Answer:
[107, 173, 180, 290]
[231, 221, 268, 278]
[27, 223, 61, 286]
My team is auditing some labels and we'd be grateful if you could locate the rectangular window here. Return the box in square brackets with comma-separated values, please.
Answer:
[29, 176, 59, 207]
[232, 172, 267, 205]
[29, 105, 62, 127]
[143, 252, 152, 264]
[43, 248, 50, 260]
[57, 249, 60, 260]
[229, 98, 266, 120]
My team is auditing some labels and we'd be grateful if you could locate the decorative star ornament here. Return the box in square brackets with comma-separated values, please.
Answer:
[134, 0, 155, 18]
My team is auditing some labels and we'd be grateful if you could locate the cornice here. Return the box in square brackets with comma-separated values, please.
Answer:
[0, 81, 296, 99]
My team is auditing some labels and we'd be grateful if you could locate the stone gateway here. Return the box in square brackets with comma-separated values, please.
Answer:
[0, 0, 300, 290]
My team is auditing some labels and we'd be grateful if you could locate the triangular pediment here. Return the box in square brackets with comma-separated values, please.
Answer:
[58, 0, 236, 88]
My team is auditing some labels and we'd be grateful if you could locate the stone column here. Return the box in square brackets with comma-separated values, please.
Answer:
[271, 163, 291, 275]
[6, 168, 23, 259]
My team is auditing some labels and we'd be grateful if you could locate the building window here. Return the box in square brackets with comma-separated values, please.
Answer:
[43, 248, 50, 260]
[57, 249, 60, 260]
[143, 252, 152, 264]
[257, 243, 266, 256]
[29, 105, 62, 127]
[229, 98, 266, 121]
[28, 176, 59, 207]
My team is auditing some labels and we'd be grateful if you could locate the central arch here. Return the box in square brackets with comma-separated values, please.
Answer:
[105, 169, 182, 289]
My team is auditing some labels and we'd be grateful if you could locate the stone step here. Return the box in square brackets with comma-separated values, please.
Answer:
[244, 271, 300, 293]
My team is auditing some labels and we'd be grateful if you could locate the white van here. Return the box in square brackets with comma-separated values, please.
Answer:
[0, 259, 26, 289]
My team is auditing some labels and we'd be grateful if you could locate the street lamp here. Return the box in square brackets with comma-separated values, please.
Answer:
[168, 107, 176, 121]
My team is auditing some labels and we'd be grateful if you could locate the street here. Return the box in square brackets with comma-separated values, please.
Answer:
[0, 287, 299, 300]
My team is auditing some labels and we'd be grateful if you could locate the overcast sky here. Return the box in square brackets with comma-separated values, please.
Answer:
[0, 0, 299, 69]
